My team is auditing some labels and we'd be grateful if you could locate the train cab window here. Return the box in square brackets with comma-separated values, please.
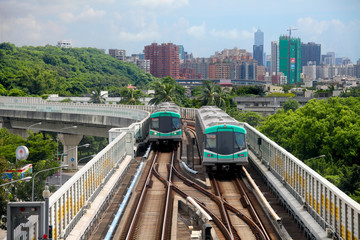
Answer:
[172, 117, 181, 130]
[205, 133, 217, 151]
[217, 132, 233, 155]
[152, 118, 159, 129]
[234, 133, 246, 151]
[159, 116, 172, 132]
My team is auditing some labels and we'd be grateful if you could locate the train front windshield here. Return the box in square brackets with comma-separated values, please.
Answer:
[205, 131, 246, 154]
[152, 116, 181, 133]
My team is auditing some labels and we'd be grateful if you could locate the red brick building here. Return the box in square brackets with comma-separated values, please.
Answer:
[144, 43, 179, 79]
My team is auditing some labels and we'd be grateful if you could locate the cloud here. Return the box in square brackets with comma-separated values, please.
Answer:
[60, 7, 106, 23]
[135, 0, 189, 8]
[210, 28, 253, 40]
[297, 17, 331, 35]
[297, 17, 360, 59]
[1, 15, 66, 44]
[187, 23, 206, 38]
[118, 31, 159, 41]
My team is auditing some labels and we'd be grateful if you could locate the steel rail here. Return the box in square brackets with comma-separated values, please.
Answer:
[210, 173, 236, 240]
[152, 165, 233, 239]
[160, 151, 175, 240]
[172, 165, 269, 239]
[234, 175, 271, 240]
[125, 151, 159, 240]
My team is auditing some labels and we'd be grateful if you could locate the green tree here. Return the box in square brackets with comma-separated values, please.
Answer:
[227, 108, 265, 127]
[198, 80, 231, 109]
[231, 85, 265, 96]
[340, 86, 360, 97]
[89, 87, 106, 104]
[7, 88, 27, 96]
[259, 97, 360, 202]
[149, 77, 187, 106]
[0, 129, 58, 222]
[119, 87, 144, 105]
[198, 80, 217, 106]
[283, 99, 300, 112]
[0, 84, 7, 96]
[0, 44, 156, 97]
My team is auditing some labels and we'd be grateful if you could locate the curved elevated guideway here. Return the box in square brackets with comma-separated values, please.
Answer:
[1, 96, 359, 240]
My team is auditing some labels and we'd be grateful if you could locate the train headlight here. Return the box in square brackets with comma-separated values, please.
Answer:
[153, 132, 157, 135]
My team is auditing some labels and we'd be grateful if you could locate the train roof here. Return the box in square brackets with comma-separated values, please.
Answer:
[152, 102, 181, 115]
[196, 106, 243, 129]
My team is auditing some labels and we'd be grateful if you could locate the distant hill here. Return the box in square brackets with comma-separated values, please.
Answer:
[0, 43, 155, 96]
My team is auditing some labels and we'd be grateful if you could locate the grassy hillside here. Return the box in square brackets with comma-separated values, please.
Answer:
[0, 43, 155, 96]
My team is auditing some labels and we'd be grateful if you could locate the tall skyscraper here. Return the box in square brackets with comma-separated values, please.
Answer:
[254, 29, 264, 46]
[144, 43, 179, 79]
[301, 42, 321, 68]
[271, 41, 279, 75]
[279, 36, 301, 84]
[253, 29, 264, 66]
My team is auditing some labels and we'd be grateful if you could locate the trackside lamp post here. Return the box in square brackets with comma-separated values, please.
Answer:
[43, 185, 51, 240]
[0, 176, 32, 187]
[32, 165, 69, 201]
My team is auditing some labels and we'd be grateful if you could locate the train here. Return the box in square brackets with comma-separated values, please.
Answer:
[195, 106, 248, 171]
[149, 102, 182, 147]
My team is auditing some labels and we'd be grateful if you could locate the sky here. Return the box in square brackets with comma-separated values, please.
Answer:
[1, 0, 360, 62]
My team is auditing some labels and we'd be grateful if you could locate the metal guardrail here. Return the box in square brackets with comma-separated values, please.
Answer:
[48, 132, 127, 239]
[0, 96, 150, 120]
[244, 122, 360, 240]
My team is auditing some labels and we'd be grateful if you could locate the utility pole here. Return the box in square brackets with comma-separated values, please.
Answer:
[286, 27, 298, 84]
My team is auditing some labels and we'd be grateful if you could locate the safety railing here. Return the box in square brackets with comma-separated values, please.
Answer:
[244, 122, 360, 240]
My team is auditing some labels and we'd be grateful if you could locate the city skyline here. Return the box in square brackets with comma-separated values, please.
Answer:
[0, 0, 359, 62]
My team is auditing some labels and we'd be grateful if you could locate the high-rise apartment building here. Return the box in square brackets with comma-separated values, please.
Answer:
[253, 29, 264, 66]
[271, 41, 279, 75]
[209, 63, 231, 79]
[239, 61, 256, 80]
[279, 36, 301, 84]
[301, 42, 321, 68]
[144, 43, 180, 79]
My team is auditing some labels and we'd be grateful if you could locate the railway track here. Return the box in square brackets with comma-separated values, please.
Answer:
[89, 124, 282, 239]
[116, 151, 174, 240]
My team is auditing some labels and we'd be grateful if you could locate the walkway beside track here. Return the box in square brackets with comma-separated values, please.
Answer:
[248, 150, 328, 239]
[66, 156, 132, 240]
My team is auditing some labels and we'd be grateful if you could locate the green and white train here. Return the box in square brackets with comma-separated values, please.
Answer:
[149, 102, 182, 146]
[195, 106, 248, 171]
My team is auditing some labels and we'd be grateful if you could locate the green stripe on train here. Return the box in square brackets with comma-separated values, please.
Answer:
[205, 124, 246, 134]
[150, 130, 182, 136]
[151, 111, 181, 118]
[203, 151, 248, 159]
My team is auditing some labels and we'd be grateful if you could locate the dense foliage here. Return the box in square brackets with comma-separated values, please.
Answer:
[259, 97, 360, 202]
[340, 86, 360, 97]
[231, 85, 265, 97]
[0, 129, 58, 228]
[150, 77, 191, 107]
[0, 43, 155, 96]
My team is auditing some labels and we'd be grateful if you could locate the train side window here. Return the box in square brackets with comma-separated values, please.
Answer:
[205, 133, 216, 151]
[172, 117, 180, 129]
[152, 118, 159, 129]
